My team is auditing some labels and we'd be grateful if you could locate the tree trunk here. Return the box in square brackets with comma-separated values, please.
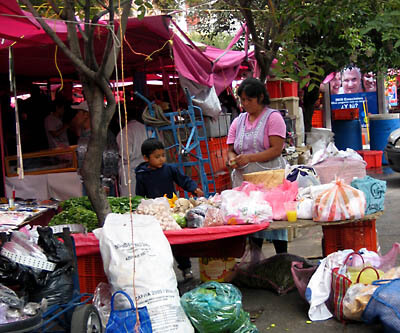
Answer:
[81, 83, 112, 226]
[302, 86, 321, 133]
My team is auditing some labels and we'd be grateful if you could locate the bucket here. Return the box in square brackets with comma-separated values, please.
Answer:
[199, 257, 236, 282]
[332, 120, 363, 151]
[369, 114, 400, 164]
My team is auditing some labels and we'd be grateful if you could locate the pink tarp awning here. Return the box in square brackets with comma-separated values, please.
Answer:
[0, 1, 253, 92]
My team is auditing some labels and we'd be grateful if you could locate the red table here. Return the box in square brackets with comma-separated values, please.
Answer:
[73, 223, 270, 258]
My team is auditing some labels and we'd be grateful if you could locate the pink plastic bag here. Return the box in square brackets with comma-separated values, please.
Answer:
[263, 180, 298, 220]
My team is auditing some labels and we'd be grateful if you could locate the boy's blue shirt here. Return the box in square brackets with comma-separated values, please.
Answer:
[135, 162, 198, 198]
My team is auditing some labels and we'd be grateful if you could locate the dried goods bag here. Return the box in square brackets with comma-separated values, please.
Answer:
[93, 214, 194, 333]
[313, 178, 366, 222]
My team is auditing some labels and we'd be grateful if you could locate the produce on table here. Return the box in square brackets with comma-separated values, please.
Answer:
[136, 197, 181, 230]
[173, 198, 193, 214]
[49, 196, 144, 232]
[172, 213, 187, 228]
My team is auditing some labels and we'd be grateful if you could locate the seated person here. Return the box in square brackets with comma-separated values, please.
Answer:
[135, 138, 204, 280]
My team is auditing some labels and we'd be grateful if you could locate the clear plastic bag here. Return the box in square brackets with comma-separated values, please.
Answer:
[93, 282, 112, 328]
[221, 190, 273, 225]
[180, 281, 258, 333]
[0, 284, 23, 309]
[343, 283, 377, 321]
[313, 178, 366, 222]
[203, 207, 224, 227]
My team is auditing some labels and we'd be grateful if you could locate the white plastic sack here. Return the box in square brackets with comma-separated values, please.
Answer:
[313, 178, 366, 222]
[297, 198, 314, 219]
[306, 249, 354, 321]
[93, 214, 194, 333]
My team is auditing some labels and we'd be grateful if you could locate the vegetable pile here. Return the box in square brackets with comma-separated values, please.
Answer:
[49, 196, 144, 232]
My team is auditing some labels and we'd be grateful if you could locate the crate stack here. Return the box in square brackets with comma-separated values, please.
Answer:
[266, 78, 302, 145]
[177, 115, 232, 196]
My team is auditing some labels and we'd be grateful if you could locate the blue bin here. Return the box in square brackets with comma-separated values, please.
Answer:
[332, 120, 363, 151]
[369, 114, 400, 164]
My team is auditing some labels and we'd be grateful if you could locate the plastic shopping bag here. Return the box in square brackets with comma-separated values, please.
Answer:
[313, 178, 366, 222]
[263, 180, 298, 220]
[106, 290, 152, 333]
[220, 189, 273, 225]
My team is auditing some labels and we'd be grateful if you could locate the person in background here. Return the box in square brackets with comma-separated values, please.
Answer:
[135, 138, 204, 280]
[362, 72, 377, 92]
[330, 72, 342, 95]
[116, 102, 148, 196]
[341, 66, 363, 94]
[44, 98, 70, 149]
[227, 78, 288, 256]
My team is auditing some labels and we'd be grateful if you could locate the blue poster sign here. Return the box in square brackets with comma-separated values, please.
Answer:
[330, 92, 378, 125]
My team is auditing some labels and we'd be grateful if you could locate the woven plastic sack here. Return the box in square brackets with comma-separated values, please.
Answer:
[233, 252, 312, 295]
[180, 281, 258, 333]
[313, 178, 366, 222]
[362, 279, 400, 331]
[291, 261, 318, 300]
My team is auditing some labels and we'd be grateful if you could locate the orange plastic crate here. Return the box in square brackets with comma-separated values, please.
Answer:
[333, 108, 359, 120]
[77, 253, 108, 294]
[266, 80, 298, 98]
[312, 110, 323, 128]
[322, 219, 377, 256]
[357, 150, 383, 169]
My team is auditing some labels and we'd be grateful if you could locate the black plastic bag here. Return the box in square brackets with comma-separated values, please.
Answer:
[29, 264, 74, 306]
[37, 227, 72, 265]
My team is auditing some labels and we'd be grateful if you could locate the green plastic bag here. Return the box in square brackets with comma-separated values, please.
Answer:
[180, 281, 258, 333]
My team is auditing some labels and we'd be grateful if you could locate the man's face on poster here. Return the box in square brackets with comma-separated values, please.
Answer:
[363, 72, 376, 92]
[342, 68, 362, 94]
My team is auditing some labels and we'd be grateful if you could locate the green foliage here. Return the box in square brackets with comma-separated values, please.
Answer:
[52, 196, 144, 231]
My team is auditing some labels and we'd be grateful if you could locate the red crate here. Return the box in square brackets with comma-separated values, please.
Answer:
[322, 219, 377, 256]
[357, 150, 383, 169]
[266, 79, 298, 98]
[312, 110, 323, 128]
[333, 108, 359, 120]
[177, 170, 231, 196]
[191, 137, 228, 177]
[77, 253, 108, 294]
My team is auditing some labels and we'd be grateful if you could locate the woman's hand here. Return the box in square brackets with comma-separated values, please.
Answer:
[234, 154, 250, 167]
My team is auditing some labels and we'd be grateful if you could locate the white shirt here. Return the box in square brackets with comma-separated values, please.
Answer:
[44, 113, 69, 148]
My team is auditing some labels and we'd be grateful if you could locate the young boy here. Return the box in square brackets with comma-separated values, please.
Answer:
[135, 138, 204, 280]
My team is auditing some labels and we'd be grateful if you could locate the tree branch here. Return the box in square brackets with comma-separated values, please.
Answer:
[20, 0, 96, 81]
[101, 0, 133, 79]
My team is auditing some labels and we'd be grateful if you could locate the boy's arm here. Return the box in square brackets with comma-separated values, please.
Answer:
[135, 175, 146, 197]
[170, 165, 201, 195]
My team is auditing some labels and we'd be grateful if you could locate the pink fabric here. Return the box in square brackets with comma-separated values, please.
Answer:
[227, 111, 286, 148]
[0, 3, 254, 94]
[72, 223, 270, 253]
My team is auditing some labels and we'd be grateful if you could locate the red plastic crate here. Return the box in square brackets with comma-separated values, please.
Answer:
[312, 110, 323, 128]
[266, 80, 298, 98]
[357, 150, 383, 169]
[177, 170, 231, 196]
[191, 137, 228, 177]
[322, 219, 377, 256]
[77, 253, 108, 294]
[333, 108, 359, 120]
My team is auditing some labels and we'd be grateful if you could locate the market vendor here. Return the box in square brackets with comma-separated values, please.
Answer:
[227, 77, 288, 255]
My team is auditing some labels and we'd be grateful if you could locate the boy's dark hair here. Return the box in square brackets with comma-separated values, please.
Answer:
[237, 78, 270, 105]
[141, 138, 164, 157]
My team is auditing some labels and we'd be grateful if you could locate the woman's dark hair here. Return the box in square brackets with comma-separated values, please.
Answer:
[237, 78, 270, 105]
[141, 138, 164, 157]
